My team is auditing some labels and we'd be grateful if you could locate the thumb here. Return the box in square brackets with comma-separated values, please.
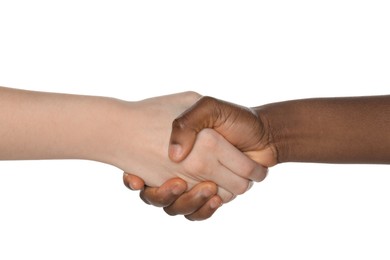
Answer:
[169, 119, 198, 162]
[168, 96, 219, 162]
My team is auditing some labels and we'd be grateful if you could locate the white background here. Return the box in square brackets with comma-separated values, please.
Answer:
[0, 1, 389, 259]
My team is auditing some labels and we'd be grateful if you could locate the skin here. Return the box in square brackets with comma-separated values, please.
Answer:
[125, 95, 390, 220]
[0, 87, 267, 203]
[123, 174, 222, 220]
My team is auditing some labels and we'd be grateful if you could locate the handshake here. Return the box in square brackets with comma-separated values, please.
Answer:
[0, 87, 388, 221]
[122, 92, 273, 221]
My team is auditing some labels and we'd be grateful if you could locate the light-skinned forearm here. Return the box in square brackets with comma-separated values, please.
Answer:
[0, 86, 124, 163]
[256, 95, 390, 164]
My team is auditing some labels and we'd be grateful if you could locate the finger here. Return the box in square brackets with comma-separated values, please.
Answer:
[184, 186, 235, 220]
[163, 181, 218, 216]
[187, 129, 252, 195]
[185, 195, 223, 221]
[216, 186, 236, 203]
[214, 134, 268, 182]
[194, 158, 250, 196]
[140, 178, 187, 207]
[123, 172, 145, 190]
[169, 96, 220, 162]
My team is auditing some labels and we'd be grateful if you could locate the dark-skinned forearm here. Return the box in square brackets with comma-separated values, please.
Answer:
[255, 95, 390, 164]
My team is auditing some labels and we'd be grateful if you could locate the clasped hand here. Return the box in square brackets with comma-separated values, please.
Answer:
[123, 93, 273, 221]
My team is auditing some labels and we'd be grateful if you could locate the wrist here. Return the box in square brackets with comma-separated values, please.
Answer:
[89, 99, 141, 170]
[253, 104, 285, 165]
[70, 96, 134, 167]
[253, 100, 304, 164]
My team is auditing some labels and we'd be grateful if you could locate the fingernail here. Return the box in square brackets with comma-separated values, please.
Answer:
[128, 182, 135, 190]
[169, 144, 182, 161]
[172, 184, 185, 195]
[246, 181, 254, 191]
[210, 198, 222, 209]
[201, 188, 213, 198]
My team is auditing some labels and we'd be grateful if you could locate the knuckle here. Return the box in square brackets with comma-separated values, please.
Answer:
[139, 191, 151, 205]
[199, 96, 217, 106]
[153, 198, 168, 207]
[172, 117, 188, 130]
[172, 113, 198, 132]
[141, 190, 169, 207]
[199, 96, 221, 113]
[184, 215, 197, 221]
[182, 91, 201, 100]
[240, 161, 258, 179]
[122, 174, 130, 186]
[254, 168, 268, 182]
[163, 207, 178, 216]
[234, 180, 250, 195]
[200, 182, 218, 194]
[185, 210, 213, 221]
[183, 156, 206, 174]
[250, 165, 268, 182]
[197, 129, 220, 150]
[218, 189, 236, 203]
